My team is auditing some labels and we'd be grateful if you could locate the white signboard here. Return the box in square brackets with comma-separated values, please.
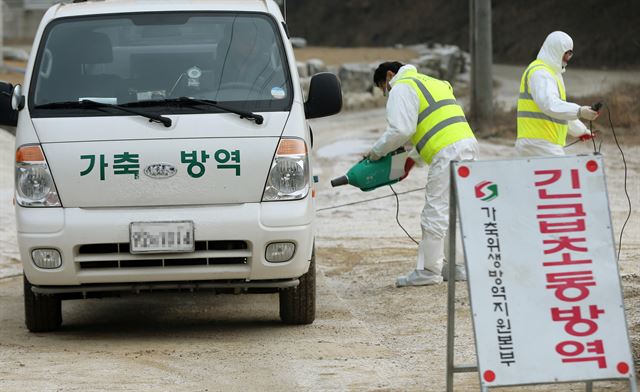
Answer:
[453, 155, 635, 388]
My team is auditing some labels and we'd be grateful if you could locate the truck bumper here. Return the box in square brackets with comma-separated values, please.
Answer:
[17, 197, 315, 286]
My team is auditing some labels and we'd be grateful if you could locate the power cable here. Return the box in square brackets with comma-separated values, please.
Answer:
[605, 106, 632, 261]
[590, 119, 597, 153]
[564, 139, 580, 148]
[390, 185, 420, 245]
[316, 186, 425, 212]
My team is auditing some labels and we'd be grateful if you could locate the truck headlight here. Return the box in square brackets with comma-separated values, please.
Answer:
[262, 138, 309, 201]
[15, 145, 61, 207]
[269, 159, 306, 193]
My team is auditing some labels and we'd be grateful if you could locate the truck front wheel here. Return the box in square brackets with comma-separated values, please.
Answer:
[279, 248, 316, 325]
[24, 276, 62, 332]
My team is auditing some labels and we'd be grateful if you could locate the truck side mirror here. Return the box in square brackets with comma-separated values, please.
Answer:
[304, 72, 342, 119]
[0, 82, 20, 127]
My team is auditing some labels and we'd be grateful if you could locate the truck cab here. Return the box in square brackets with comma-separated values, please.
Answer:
[0, 0, 342, 332]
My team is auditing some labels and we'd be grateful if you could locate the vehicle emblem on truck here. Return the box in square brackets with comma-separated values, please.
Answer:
[144, 163, 177, 179]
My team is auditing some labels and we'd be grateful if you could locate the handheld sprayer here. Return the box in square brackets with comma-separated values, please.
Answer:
[330, 148, 415, 191]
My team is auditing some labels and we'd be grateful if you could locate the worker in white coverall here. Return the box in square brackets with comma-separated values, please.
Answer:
[516, 31, 599, 156]
[366, 62, 479, 287]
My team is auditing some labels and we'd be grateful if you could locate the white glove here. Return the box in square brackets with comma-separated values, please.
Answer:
[366, 149, 383, 161]
[578, 106, 599, 121]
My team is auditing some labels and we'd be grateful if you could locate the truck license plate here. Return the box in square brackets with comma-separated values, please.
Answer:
[130, 221, 194, 254]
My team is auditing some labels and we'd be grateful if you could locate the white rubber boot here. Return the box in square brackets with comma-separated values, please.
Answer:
[396, 233, 444, 287]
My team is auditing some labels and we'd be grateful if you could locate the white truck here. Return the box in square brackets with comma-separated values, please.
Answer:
[0, 0, 342, 332]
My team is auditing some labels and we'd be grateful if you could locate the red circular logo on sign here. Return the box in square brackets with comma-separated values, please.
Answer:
[483, 370, 496, 382]
[617, 362, 630, 374]
[458, 166, 470, 178]
[586, 160, 598, 172]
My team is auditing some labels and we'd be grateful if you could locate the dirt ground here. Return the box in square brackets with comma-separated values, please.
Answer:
[0, 66, 638, 390]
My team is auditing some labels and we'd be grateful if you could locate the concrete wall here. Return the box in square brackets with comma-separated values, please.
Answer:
[3, 0, 51, 42]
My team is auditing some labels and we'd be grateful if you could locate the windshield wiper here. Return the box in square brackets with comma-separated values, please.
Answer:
[127, 97, 264, 125]
[35, 100, 172, 127]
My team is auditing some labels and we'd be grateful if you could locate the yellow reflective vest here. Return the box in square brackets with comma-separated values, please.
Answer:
[517, 60, 568, 145]
[395, 70, 475, 164]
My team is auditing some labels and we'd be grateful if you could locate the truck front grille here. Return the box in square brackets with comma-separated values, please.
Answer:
[75, 241, 250, 269]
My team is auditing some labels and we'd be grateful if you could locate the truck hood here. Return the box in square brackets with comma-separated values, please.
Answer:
[33, 112, 288, 207]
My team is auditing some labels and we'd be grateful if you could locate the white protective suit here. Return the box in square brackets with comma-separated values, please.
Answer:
[370, 65, 479, 285]
[515, 31, 592, 157]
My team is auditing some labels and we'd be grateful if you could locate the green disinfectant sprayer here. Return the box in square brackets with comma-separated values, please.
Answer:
[330, 148, 415, 191]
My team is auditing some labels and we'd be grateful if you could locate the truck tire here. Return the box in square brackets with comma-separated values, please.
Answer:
[24, 276, 62, 332]
[279, 249, 316, 325]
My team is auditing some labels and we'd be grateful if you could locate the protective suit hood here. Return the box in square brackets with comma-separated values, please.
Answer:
[537, 31, 573, 74]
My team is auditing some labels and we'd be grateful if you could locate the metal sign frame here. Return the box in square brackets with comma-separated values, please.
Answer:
[445, 156, 638, 392]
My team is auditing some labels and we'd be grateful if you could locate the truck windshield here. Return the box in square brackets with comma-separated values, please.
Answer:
[30, 12, 292, 115]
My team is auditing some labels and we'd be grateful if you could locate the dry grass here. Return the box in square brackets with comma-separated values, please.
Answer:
[482, 83, 640, 143]
[570, 83, 640, 129]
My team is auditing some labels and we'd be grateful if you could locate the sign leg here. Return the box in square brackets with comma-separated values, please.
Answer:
[446, 162, 458, 392]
